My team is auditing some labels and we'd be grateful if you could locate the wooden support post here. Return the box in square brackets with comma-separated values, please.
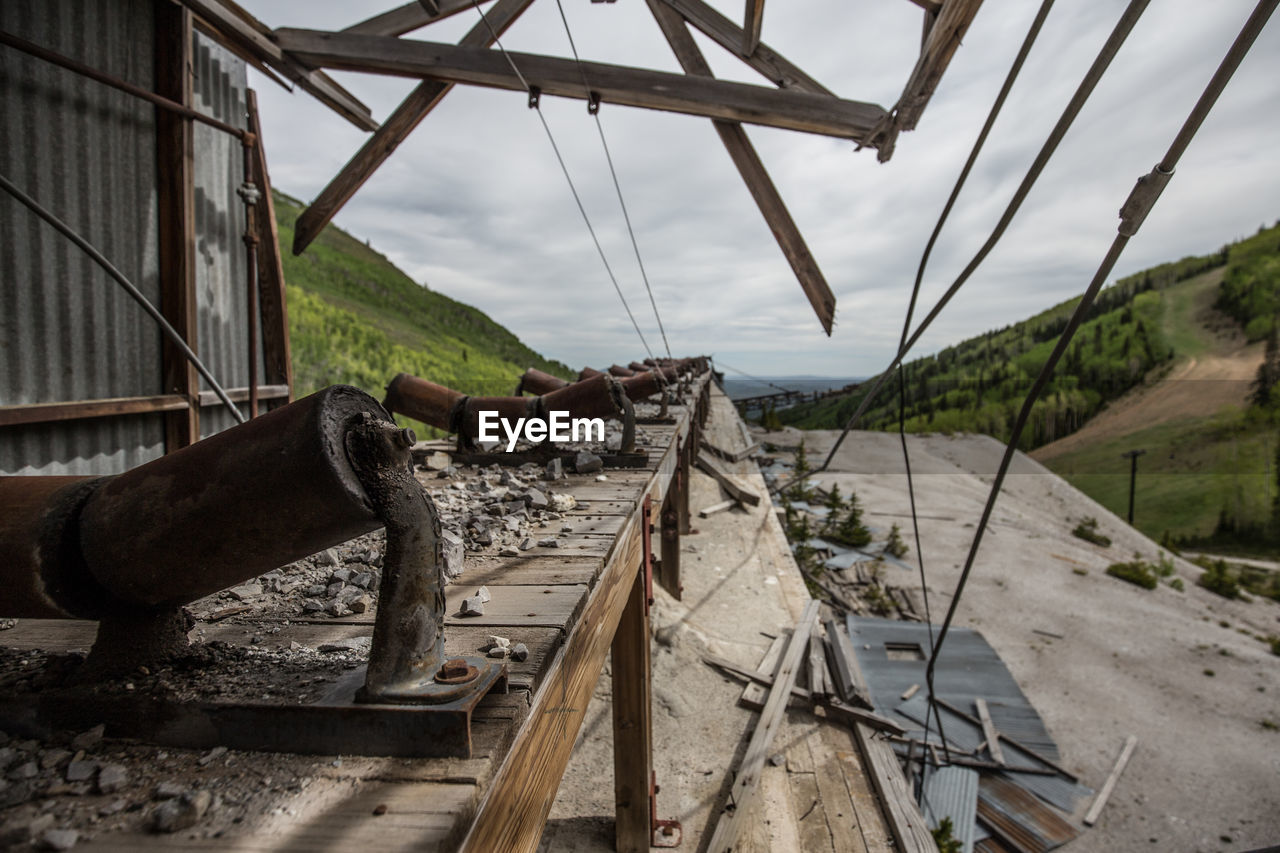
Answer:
[611, 568, 653, 852]
[648, 0, 837, 334]
[658, 485, 683, 599]
[245, 89, 292, 399]
[155, 1, 199, 451]
[292, 0, 534, 254]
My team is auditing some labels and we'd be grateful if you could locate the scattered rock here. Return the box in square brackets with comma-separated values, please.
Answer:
[38, 828, 79, 851]
[69, 725, 104, 752]
[460, 597, 485, 617]
[574, 451, 603, 474]
[63, 761, 95, 783]
[38, 749, 70, 771]
[424, 450, 452, 470]
[0, 810, 53, 847]
[197, 747, 226, 767]
[154, 781, 185, 800]
[441, 529, 465, 579]
[510, 643, 529, 662]
[96, 763, 127, 794]
[152, 790, 211, 833]
[228, 582, 261, 601]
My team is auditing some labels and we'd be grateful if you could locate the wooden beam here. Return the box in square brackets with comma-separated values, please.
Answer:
[695, 450, 760, 506]
[611, 567, 652, 852]
[0, 395, 189, 428]
[154, 2, 200, 452]
[293, 0, 535, 255]
[343, 0, 491, 36]
[974, 697, 1006, 766]
[178, 0, 379, 131]
[648, 1, 837, 334]
[273, 29, 888, 141]
[657, 0, 830, 94]
[743, 0, 764, 55]
[705, 600, 819, 853]
[245, 91, 292, 397]
[894, 0, 985, 131]
[1083, 735, 1137, 826]
[0, 386, 288, 429]
[459, 509, 645, 853]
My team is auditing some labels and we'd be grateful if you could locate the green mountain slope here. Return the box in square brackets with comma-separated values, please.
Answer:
[274, 191, 573, 401]
[780, 221, 1280, 552]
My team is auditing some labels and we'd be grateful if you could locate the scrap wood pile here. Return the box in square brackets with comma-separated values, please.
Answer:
[704, 607, 1136, 853]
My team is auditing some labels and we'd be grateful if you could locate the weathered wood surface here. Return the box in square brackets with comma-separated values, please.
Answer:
[2, 375, 711, 853]
[273, 29, 887, 141]
[705, 600, 820, 853]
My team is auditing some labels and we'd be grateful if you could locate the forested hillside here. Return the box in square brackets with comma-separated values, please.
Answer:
[275, 191, 573, 400]
[779, 228, 1261, 451]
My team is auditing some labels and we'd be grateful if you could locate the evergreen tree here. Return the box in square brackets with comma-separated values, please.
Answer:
[834, 490, 872, 547]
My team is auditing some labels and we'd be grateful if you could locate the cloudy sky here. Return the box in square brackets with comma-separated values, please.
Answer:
[240, 0, 1279, 378]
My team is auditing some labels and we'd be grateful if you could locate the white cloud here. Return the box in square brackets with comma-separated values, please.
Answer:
[243, 0, 1280, 378]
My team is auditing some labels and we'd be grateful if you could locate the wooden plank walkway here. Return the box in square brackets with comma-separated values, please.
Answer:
[0, 375, 712, 853]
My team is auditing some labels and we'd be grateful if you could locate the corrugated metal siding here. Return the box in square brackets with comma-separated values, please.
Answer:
[848, 616, 1092, 815]
[921, 766, 979, 853]
[191, 30, 257, 438]
[0, 0, 166, 475]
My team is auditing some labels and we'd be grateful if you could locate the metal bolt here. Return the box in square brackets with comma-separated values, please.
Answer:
[440, 658, 469, 679]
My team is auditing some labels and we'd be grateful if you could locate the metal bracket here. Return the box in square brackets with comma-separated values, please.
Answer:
[650, 771, 683, 847]
[642, 495, 654, 610]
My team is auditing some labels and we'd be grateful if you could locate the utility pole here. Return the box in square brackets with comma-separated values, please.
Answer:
[1122, 449, 1146, 526]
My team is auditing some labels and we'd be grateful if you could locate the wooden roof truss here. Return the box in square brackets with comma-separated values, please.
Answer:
[181, 0, 985, 335]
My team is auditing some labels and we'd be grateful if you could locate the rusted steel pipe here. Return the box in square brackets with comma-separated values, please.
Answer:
[384, 372, 633, 451]
[77, 385, 389, 609]
[514, 367, 570, 396]
[383, 373, 466, 432]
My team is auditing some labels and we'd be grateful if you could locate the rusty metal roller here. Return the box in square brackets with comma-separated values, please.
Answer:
[515, 367, 570, 396]
[75, 385, 389, 610]
[383, 373, 466, 433]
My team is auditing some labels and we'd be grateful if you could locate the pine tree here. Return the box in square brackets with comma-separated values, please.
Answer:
[823, 484, 844, 535]
[835, 490, 872, 547]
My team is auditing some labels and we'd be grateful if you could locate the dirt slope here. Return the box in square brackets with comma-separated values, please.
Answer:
[785, 427, 1280, 852]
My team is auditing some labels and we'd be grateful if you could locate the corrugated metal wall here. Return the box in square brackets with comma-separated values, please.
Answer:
[0, 2, 260, 472]
[191, 31, 261, 440]
[0, 0, 165, 475]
